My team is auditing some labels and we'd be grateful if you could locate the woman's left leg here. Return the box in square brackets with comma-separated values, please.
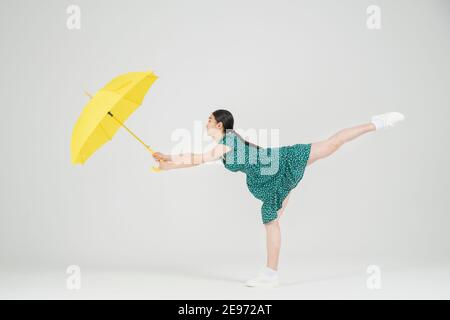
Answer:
[275, 192, 291, 222]
[307, 123, 376, 166]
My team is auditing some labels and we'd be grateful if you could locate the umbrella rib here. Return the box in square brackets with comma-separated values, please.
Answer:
[99, 123, 111, 141]
[115, 80, 132, 92]
[99, 75, 154, 105]
[100, 89, 140, 105]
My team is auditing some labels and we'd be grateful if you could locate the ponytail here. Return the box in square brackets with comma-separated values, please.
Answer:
[226, 128, 262, 150]
[213, 109, 262, 150]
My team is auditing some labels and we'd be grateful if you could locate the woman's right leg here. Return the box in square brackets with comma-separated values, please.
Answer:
[265, 219, 281, 271]
[307, 122, 376, 166]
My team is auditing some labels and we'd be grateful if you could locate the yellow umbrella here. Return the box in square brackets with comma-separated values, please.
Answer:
[71, 70, 161, 172]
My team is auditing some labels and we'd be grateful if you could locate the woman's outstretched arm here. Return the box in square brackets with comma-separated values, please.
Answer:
[153, 144, 231, 170]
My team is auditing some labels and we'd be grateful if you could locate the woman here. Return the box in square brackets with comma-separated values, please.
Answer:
[152, 109, 405, 287]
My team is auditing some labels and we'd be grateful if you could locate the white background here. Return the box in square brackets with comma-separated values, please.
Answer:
[0, 0, 449, 298]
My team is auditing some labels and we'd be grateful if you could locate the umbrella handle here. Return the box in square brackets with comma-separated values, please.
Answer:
[144, 145, 163, 173]
[151, 166, 162, 173]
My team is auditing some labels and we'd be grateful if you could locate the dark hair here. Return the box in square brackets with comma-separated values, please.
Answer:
[212, 109, 262, 150]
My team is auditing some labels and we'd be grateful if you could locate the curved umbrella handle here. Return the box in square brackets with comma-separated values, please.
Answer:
[145, 146, 163, 174]
[150, 166, 162, 173]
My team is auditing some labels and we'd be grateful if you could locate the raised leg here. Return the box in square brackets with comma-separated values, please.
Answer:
[307, 122, 376, 166]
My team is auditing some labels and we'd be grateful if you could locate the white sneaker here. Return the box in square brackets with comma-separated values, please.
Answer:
[371, 112, 405, 130]
[244, 268, 279, 288]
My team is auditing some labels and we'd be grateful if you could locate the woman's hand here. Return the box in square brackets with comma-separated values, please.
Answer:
[152, 152, 170, 161]
[157, 159, 172, 171]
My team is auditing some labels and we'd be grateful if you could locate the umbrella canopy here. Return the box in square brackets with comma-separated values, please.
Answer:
[71, 71, 160, 171]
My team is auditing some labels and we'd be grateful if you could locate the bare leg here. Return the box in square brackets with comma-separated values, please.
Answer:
[262, 123, 375, 272]
[264, 187, 294, 270]
[275, 191, 291, 222]
[265, 219, 281, 271]
[307, 122, 376, 166]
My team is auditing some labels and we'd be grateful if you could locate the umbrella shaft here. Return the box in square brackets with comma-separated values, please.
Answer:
[107, 112, 155, 154]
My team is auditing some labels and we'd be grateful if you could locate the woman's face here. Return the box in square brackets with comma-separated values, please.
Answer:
[206, 114, 222, 137]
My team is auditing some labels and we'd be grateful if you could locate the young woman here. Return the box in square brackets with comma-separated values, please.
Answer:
[152, 109, 405, 287]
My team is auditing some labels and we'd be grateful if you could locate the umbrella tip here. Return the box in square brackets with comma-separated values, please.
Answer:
[84, 90, 93, 99]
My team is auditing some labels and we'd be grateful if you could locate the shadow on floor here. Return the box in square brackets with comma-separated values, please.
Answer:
[281, 271, 361, 287]
[116, 264, 246, 284]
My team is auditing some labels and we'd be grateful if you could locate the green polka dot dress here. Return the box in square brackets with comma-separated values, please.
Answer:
[218, 131, 312, 224]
